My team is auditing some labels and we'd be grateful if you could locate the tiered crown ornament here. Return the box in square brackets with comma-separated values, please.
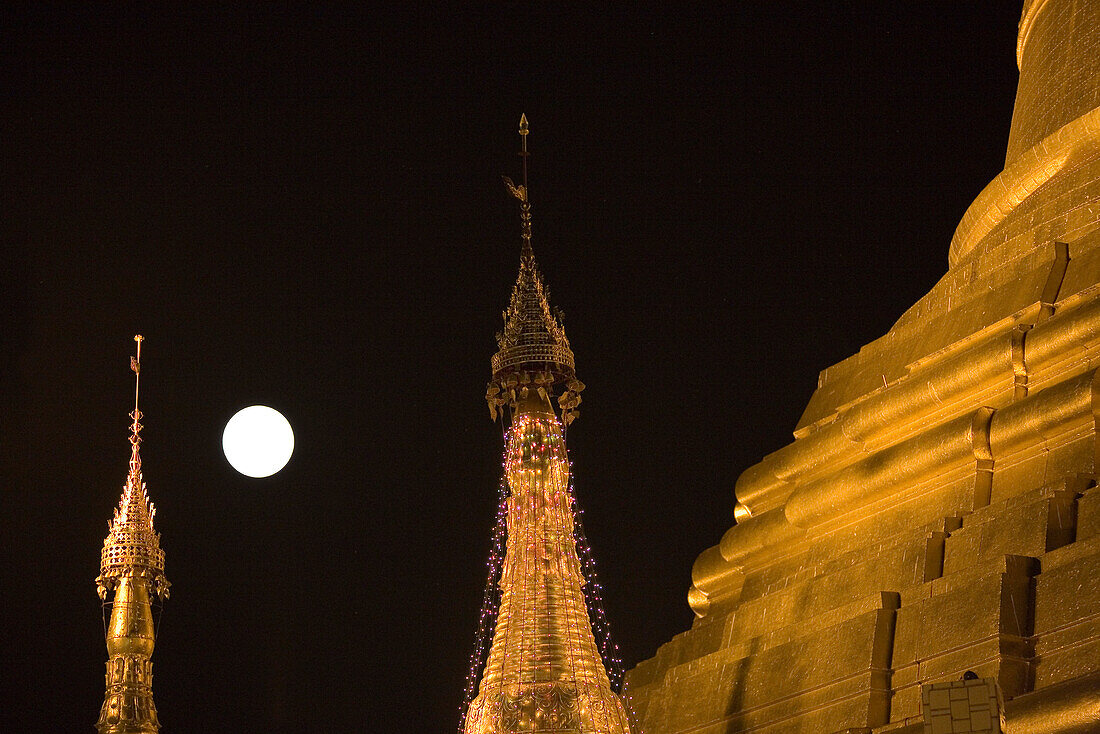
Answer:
[95, 336, 169, 734]
[464, 117, 632, 734]
[487, 114, 585, 426]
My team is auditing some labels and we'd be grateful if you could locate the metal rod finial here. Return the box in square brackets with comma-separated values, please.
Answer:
[128, 336, 145, 481]
[131, 335, 143, 409]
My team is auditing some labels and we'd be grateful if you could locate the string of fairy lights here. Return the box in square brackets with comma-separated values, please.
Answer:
[457, 417, 631, 732]
[458, 474, 509, 733]
[570, 483, 625, 690]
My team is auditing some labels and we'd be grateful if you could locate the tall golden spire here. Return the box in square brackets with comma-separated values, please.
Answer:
[95, 335, 169, 734]
[465, 118, 632, 734]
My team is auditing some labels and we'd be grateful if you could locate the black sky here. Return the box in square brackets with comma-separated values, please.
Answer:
[1, 4, 1021, 732]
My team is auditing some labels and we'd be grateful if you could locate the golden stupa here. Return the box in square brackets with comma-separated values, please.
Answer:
[95, 336, 170, 734]
[463, 116, 633, 734]
[624, 2, 1100, 733]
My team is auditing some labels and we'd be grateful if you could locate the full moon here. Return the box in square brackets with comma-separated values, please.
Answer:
[222, 405, 295, 478]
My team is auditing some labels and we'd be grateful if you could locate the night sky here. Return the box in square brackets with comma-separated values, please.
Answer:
[2, 4, 1021, 732]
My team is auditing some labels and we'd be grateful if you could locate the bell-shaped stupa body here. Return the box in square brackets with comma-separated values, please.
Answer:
[465, 117, 631, 734]
[465, 393, 631, 734]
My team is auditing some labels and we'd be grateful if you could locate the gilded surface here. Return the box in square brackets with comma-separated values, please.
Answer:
[465, 405, 630, 734]
[96, 337, 168, 734]
[490, 239, 575, 386]
[467, 122, 630, 733]
[486, 115, 583, 426]
[624, 3, 1100, 733]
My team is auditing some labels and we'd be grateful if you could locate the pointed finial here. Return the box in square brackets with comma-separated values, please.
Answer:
[518, 113, 529, 154]
[128, 335, 144, 483]
[519, 113, 529, 184]
[518, 113, 529, 194]
[503, 114, 534, 257]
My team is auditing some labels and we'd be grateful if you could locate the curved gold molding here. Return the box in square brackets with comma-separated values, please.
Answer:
[949, 106, 1100, 267]
[688, 545, 743, 618]
[695, 297, 1100, 617]
[1017, 0, 1054, 69]
[721, 507, 804, 561]
[1005, 670, 1100, 734]
[734, 324, 1021, 518]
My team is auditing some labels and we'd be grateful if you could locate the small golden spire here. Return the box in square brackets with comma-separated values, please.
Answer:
[96, 336, 168, 734]
[97, 336, 166, 602]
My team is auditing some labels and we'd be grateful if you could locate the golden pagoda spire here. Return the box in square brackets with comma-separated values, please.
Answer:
[465, 118, 632, 734]
[95, 335, 169, 734]
[488, 114, 585, 425]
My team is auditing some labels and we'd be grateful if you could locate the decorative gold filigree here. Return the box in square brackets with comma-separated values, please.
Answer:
[488, 116, 584, 424]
